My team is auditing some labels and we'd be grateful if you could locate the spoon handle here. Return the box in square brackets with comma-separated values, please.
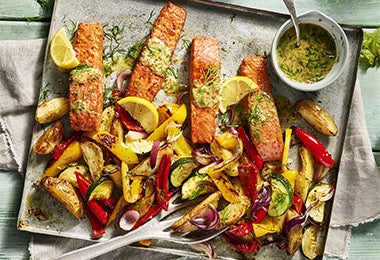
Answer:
[283, 0, 301, 46]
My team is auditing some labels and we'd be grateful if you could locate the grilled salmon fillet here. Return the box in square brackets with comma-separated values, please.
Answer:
[239, 56, 284, 161]
[190, 37, 221, 144]
[69, 23, 104, 132]
[125, 2, 187, 101]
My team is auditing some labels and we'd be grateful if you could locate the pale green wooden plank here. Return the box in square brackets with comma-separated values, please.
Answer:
[358, 64, 380, 152]
[0, 171, 30, 260]
[349, 219, 380, 259]
[0, 21, 50, 40]
[221, 0, 380, 27]
[0, 0, 53, 20]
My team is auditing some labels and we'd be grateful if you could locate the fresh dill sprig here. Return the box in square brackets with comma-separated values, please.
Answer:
[103, 23, 127, 61]
[145, 10, 157, 27]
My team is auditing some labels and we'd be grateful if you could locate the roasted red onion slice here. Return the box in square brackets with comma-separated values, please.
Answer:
[190, 241, 217, 259]
[192, 147, 217, 165]
[125, 130, 149, 140]
[119, 210, 140, 231]
[283, 204, 314, 235]
[251, 185, 271, 216]
[150, 140, 161, 168]
[115, 69, 132, 92]
[189, 205, 220, 230]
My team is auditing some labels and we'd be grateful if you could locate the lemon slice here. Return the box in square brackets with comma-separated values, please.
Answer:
[118, 96, 159, 133]
[50, 27, 79, 70]
[219, 76, 259, 113]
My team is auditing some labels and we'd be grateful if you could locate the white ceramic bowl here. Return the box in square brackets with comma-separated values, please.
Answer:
[271, 10, 349, 91]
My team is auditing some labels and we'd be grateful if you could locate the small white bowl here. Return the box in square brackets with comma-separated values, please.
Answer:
[271, 10, 349, 91]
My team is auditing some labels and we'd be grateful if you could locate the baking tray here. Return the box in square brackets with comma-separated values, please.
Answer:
[17, 0, 363, 258]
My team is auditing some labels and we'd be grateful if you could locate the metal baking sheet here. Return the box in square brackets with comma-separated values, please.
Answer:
[17, 0, 362, 258]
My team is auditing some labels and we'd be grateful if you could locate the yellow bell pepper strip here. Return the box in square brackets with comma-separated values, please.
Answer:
[147, 103, 187, 141]
[282, 128, 292, 171]
[203, 164, 240, 203]
[40, 140, 82, 180]
[84, 131, 138, 164]
[107, 195, 128, 226]
[281, 128, 298, 188]
[121, 161, 144, 203]
[52, 131, 82, 160]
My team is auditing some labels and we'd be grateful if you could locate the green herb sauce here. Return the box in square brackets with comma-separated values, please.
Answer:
[276, 23, 336, 83]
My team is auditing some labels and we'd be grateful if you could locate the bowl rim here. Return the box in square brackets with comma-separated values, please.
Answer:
[271, 10, 349, 92]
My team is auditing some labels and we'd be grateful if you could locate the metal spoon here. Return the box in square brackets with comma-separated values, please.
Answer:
[283, 0, 301, 46]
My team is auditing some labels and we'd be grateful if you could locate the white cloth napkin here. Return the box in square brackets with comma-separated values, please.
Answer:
[1, 39, 379, 259]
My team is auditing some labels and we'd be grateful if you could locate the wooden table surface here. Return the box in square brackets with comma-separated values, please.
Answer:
[0, 0, 379, 259]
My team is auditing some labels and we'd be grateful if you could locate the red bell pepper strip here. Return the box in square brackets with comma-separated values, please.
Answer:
[75, 172, 110, 225]
[155, 154, 172, 211]
[252, 207, 268, 223]
[228, 221, 254, 237]
[238, 162, 259, 201]
[52, 131, 81, 160]
[132, 203, 163, 230]
[237, 126, 263, 169]
[292, 195, 303, 215]
[83, 204, 106, 238]
[223, 233, 260, 253]
[292, 127, 335, 168]
[114, 102, 145, 132]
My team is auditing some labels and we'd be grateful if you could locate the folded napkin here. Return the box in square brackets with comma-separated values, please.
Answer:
[1, 39, 379, 259]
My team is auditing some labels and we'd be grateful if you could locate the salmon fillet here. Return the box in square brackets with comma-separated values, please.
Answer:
[125, 2, 187, 101]
[69, 23, 104, 132]
[239, 56, 283, 161]
[190, 37, 221, 144]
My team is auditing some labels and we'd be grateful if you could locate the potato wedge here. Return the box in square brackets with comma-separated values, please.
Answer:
[294, 146, 315, 202]
[296, 99, 338, 136]
[285, 208, 302, 255]
[81, 141, 104, 182]
[33, 121, 64, 154]
[172, 191, 222, 232]
[100, 106, 116, 132]
[218, 195, 250, 227]
[40, 176, 83, 220]
[35, 97, 70, 124]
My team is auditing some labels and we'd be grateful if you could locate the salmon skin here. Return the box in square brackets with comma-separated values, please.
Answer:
[190, 37, 221, 144]
[125, 2, 187, 102]
[239, 56, 284, 161]
[69, 23, 104, 132]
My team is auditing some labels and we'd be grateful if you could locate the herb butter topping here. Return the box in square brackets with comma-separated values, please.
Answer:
[192, 66, 221, 108]
[140, 37, 172, 76]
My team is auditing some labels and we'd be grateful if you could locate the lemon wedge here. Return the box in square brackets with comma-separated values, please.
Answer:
[50, 27, 79, 70]
[219, 76, 259, 113]
[118, 96, 159, 134]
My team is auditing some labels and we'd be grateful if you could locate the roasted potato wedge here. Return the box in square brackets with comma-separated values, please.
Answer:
[172, 191, 222, 232]
[33, 121, 64, 154]
[40, 176, 83, 220]
[285, 208, 303, 255]
[81, 141, 104, 182]
[296, 99, 338, 136]
[58, 164, 88, 188]
[218, 195, 250, 227]
[294, 146, 315, 202]
[35, 97, 70, 124]
[100, 106, 115, 132]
